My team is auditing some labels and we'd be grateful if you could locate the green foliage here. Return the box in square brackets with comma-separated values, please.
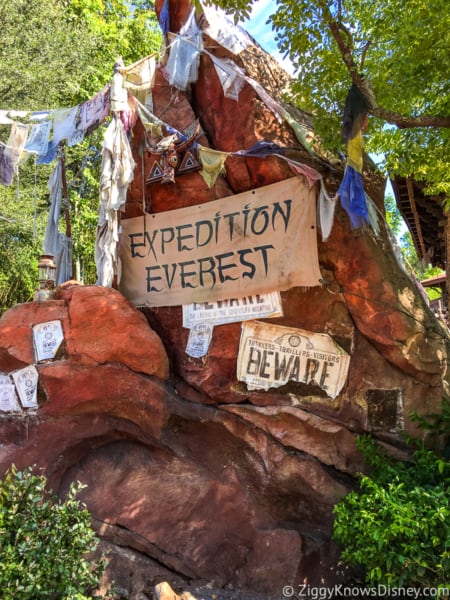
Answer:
[0, 465, 108, 599]
[0, 1, 162, 313]
[411, 398, 450, 444]
[205, 0, 450, 197]
[0, 0, 161, 109]
[0, 167, 50, 314]
[333, 435, 450, 589]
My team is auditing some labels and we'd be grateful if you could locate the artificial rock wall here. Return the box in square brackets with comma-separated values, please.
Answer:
[1, 0, 450, 596]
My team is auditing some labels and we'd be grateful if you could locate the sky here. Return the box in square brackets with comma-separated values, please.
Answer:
[239, 0, 297, 74]
[238, 2, 397, 204]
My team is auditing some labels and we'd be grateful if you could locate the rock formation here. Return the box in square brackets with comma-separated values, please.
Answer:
[1, 0, 449, 597]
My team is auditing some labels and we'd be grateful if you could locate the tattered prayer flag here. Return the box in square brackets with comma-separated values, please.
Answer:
[52, 106, 78, 146]
[338, 84, 370, 228]
[78, 87, 110, 135]
[198, 146, 227, 187]
[25, 120, 51, 156]
[209, 55, 245, 100]
[122, 55, 156, 91]
[0, 143, 14, 185]
[6, 121, 29, 164]
[200, 2, 251, 55]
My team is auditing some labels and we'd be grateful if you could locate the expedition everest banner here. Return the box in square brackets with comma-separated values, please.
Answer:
[118, 177, 322, 307]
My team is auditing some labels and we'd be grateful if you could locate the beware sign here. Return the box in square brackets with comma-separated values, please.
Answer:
[237, 321, 350, 399]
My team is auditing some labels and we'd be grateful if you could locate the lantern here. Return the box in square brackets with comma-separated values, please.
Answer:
[34, 254, 56, 301]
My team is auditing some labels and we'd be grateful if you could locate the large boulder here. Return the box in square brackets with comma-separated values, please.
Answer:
[1, 0, 449, 596]
[0, 285, 349, 594]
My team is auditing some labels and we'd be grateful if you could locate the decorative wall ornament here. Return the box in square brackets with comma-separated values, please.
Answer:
[145, 120, 202, 184]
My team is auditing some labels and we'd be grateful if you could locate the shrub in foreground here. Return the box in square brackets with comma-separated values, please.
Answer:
[333, 435, 450, 591]
[0, 465, 108, 599]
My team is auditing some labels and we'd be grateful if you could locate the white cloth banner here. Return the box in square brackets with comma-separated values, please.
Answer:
[119, 177, 322, 307]
[237, 321, 350, 399]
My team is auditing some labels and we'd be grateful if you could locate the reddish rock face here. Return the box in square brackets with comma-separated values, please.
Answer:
[1, 0, 449, 596]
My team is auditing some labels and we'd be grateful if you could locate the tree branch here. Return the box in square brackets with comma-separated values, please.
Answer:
[370, 108, 450, 129]
[317, 0, 450, 129]
[360, 40, 371, 70]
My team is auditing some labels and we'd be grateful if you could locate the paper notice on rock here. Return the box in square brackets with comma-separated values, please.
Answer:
[237, 320, 350, 399]
[12, 365, 39, 409]
[185, 322, 214, 358]
[33, 320, 64, 362]
[0, 383, 21, 412]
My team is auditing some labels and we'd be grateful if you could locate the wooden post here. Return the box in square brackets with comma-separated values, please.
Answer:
[446, 210, 450, 319]
[58, 144, 74, 280]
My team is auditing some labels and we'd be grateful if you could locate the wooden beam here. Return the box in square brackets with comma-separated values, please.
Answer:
[406, 176, 427, 258]
[446, 210, 450, 317]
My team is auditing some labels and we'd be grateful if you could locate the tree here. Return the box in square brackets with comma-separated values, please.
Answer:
[0, 0, 161, 109]
[0, 465, 108, 599]
[203, 0, 450, 197]
[0, 0, 162, 314]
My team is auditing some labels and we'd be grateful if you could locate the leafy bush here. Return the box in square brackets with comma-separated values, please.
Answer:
[0, 465, 108, 600]
[333, 435, 450, 590]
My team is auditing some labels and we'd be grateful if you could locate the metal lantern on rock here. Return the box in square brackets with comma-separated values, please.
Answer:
[34, 254, 56, 301]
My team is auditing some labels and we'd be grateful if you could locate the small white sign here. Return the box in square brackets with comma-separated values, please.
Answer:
[0, 373, 11, 385]
[182, 291, 283, 328]
[0, 384, 21, 412]
[237, 321, 351, 399]
[33, 320, 64, 362]
[185, 322, 214, 358]
[12, 365, 39, 409]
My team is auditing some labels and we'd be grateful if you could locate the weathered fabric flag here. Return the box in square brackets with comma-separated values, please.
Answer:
[119, 176, 322, 307]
